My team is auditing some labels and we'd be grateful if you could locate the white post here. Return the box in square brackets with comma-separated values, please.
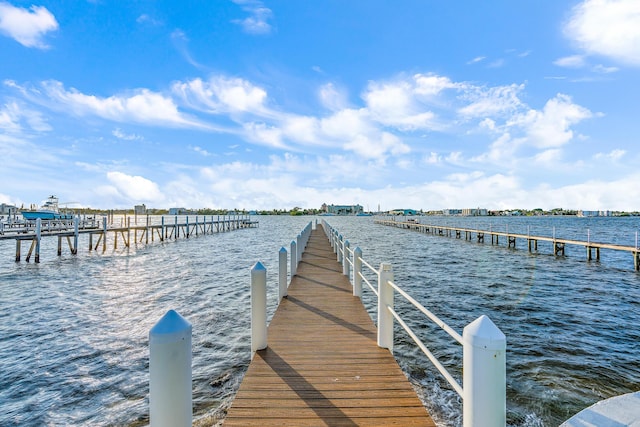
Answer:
[149, 309, 192, 427]
[463, 315, 506, 427]
[343, 240, 350, 277]
[354, 247, 362, 298]
[73, 216, 79, 254]
[279, 247, 288, 300]
[377, 263, 394, 351]
[35, 218, 41, 263]
[290, 240, 297, 276]
[251, 262, 267, 354]
[337, 234, 343, 263]
[297, 233, 303, 263]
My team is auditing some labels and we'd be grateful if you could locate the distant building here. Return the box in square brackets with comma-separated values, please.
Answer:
[462, 208, 488, 216]
[578, 210, 611, 217]
[324, 204, 363, 215]
[134, 204, 147, 215]
[0, 203, 17, 216]
[169, 207, 188, 215]
[442, 209, 462, 216]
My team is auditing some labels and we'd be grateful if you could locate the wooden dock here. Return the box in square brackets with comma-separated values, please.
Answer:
[375, 218, 640, 271]
[0, 215, 257, 262]
[224, 225, 435, 426]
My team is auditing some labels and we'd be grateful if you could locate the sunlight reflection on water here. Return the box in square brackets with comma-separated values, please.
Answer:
[0, 215, 639, 426]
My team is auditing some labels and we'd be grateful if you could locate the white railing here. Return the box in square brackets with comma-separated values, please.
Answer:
[147, 221, 314, 427]
[322, 219, 506, 427]
[251, 221, 313, 352]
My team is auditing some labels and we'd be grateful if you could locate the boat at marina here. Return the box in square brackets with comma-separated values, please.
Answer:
[21, 195, 73, 220]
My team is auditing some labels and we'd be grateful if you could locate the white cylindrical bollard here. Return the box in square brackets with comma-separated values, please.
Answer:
[354, 247, 362, 298]
[251, 262, 267, 353]
[377, 263, 394, 351]
[297, 233, 303, 262]
[343, 240, 350, 277]
[290, 240, 297, 276]
[463, 315, 506, 427]
[337, 235, 343, 263]
[279, 247, 288, 300]
[149, 309, 192, 427]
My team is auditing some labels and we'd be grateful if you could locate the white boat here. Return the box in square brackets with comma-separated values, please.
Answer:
[21, 196, 73, 220]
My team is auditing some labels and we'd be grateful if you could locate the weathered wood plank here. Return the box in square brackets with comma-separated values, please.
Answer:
[224, 225, 435, 426]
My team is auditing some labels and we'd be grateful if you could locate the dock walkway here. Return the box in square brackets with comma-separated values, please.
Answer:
[224, 225, 435, 426]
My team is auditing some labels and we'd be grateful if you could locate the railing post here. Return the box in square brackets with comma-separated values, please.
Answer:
[251, 262, 267, 354]
[297, 233, 303, 263]
[149, 309, 192, 427]
[463, 315, 506, 427]
[279, 247, 288, 300]
[377, 262, 394, 351]
[337, 234, 343, 263]
[73, 215, 79, 254]
[343, 240, 350, 277]
[354, 247, 362, 298]
[290, 240, 297, 276]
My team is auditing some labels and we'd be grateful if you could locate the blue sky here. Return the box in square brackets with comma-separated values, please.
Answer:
[1, 0, 639, 211]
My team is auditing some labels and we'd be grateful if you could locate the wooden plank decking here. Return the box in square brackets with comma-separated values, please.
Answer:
[224, 225, 435, 426]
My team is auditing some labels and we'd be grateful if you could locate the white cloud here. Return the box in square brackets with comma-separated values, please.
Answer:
[363, 80, 436, 130]
[0, 2, 58, 48]
[173, 76, 268, 115]
[424, 152, 442, 165]
[533, 148, 563, 166]
[16, 80, 204, 128]
[594, 149, 626, 161]
[458, 84, 524, 118]
[106, 171, 164, 203]
[413, 73, 460, 97]
[467, 56, 486, 65]
[318, 83, 348, 111]
[112, 128, 143, 141]
[554, 55, 587, 68]
[592, 64, 619, 73]
[515, 94, 593, 148]
[192, 146, 212, 156]
[565, 0, 640, 66]
[136, 14, 162, 26]
[0, 101, 51, 133]
[232, 0, 273, 35]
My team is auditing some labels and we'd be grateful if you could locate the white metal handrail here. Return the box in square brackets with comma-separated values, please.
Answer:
[320, 219, 506, 427]
[388, 280, 463, 344]
[387, 305, 463, 396]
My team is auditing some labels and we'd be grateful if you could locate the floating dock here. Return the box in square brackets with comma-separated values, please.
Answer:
[224, 225, 435, 426]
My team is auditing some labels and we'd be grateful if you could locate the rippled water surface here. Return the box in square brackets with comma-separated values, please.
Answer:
[1, 215, 639, 426]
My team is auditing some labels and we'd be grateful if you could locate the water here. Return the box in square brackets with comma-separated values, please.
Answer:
[1, 215, 639, 426]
